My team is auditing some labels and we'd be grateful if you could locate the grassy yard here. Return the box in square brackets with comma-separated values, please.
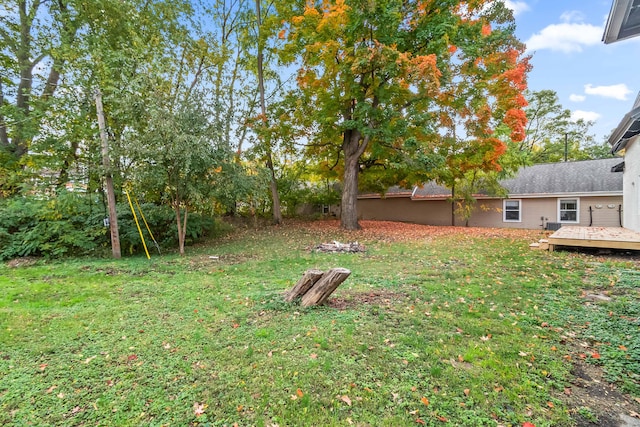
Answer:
[1, 220, 639, 426]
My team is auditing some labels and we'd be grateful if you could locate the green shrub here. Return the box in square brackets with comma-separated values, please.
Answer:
[0, 192, 106, 260]
[0, 193, 223, 260]
[116, 202, 222, 254]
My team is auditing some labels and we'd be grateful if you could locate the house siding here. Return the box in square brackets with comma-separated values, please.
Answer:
[357, 195, 623, 229]
[623, 139, 640, 232]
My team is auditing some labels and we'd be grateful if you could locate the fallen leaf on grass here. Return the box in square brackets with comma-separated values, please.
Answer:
[421, 396, 429, 406]
[296, 389, 304, 398]
[416, 419, 426, 425]
[463, 389, 470, 396]
[310, 353, 317, 359]
[522, 423, 536, 427]
[193, 402, 207, 417]
[564, 387, 571, 395]
[39, 363, 47, 371]
[340, 395, 352, 406]
[45, 385, 57, 393]
[591, 352, 600, 359]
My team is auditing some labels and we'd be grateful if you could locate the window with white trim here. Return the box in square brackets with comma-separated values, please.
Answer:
[503, 199, 521, 222]
[559, 198, 579, 223]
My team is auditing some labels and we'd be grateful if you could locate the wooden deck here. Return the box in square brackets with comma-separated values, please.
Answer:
[548, 226, 640, 251]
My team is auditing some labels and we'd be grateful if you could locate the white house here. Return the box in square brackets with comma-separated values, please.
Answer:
[608, 94, 640, 232]
[604, 0, 640, 232]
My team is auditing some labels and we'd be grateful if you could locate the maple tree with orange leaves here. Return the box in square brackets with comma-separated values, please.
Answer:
[279, 0, 530, 229]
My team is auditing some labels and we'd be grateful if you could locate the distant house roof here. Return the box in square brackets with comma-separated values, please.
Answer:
[359, 158, 623, 201]
[501, 158, 623, 196]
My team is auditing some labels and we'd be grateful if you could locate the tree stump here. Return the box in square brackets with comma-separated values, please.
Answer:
[300, 268, 351, 307]
[284, 269, 324, 302]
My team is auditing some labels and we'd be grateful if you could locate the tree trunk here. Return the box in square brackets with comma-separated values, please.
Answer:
[450, 183, 455, 227]
[95, 89, 121, 259]
[174, 203, 187, 255]
[0, 82, 9, 148]
[341, 129, 367, 230]
[284, 269, 324, 302]
[255, 0, 282, 225]
[300, 268, 351, 307]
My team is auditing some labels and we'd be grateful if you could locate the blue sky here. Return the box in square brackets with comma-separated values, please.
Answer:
[507, 0, 640, 142]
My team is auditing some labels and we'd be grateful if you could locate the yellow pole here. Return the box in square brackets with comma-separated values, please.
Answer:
[125, 190, 150, 259]
[133, 196, 160, 253]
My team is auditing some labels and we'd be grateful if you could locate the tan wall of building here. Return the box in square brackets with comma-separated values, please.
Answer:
[358, 195, 623, 229]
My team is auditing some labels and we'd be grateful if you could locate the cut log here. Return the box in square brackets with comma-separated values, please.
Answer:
[300, 268, 351, 307]
[284, 269, 324, 302]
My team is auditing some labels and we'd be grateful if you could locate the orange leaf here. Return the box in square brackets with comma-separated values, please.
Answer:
[421, 396, 429, 406]
[592, 352, 601, 359]
[523, 423, 536, 427]
[437, 415, 448, 422]
[619, 345, 628, 351]
[297, 388, 304, 398]
[463, 388, 470, 396]
[547, 401, 554, 408]
[416, 419, 426, 425]
[341, 395, 352, 406]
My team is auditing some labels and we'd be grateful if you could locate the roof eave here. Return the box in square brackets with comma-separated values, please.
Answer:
[609, 106, 640, 153]
[603, 0, 640, 44]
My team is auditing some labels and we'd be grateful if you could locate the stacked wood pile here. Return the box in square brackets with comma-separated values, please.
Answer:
[285, 268, 351, 307]
[313, 241, 365, 253]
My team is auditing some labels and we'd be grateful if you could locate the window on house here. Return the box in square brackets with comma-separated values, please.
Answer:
[559, 199, 579, 223]
[503, 199, 521, 222]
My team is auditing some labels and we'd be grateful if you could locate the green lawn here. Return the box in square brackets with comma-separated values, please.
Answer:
[1, 220, 638, 426]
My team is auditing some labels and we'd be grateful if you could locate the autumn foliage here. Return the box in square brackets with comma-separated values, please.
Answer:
[279, 0, 530, 229]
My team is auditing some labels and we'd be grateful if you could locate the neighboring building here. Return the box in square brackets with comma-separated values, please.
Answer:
[608, 93, 640, 232]
[358, 158, 623, 230]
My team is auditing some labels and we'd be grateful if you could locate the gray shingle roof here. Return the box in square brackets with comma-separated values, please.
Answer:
[501, 158, 622, 195]
[359, 158, 623, 199]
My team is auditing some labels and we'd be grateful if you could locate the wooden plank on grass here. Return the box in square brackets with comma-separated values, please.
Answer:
[300, 268, 351, 307]
[284, 269, 324, 302]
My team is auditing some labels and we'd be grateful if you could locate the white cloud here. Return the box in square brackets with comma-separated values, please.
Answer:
[559, 11, 585, 23]
[569, 94, 586, 102]
[503, 0, 530, 16]
[571, 110, 601, 122]
[584, 83, 632, 101]
[525, 22, 603, 53]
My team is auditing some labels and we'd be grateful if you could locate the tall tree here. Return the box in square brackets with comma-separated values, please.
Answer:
[282, 0, 529, 229]
[0, 0, 84, 194]
[521, 90, 601, 163]
[255, 0, 282, 224]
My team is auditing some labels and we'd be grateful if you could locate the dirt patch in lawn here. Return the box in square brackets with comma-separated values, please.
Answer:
[326, 290, 411, 310]
[560, 361, 640, 427]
